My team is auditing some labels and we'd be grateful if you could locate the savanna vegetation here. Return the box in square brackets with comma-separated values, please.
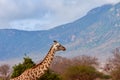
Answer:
[0, 64, 10, 80]
[104, 48, 120, 80]
[0, 48, 120, 80]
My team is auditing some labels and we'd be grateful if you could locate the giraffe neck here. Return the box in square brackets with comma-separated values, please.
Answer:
[41, 45, 56, 69]
[31, 45, 56, 78]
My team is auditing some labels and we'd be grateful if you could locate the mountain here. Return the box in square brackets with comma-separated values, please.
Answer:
[0, 2, 120, 62]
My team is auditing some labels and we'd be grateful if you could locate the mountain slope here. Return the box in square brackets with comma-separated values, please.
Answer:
[0, 3, 120, 62]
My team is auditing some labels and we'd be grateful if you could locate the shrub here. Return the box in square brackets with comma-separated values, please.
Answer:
[11, 57, 35, 78]
[111, 68, 120, 80]
[63, 65, 100, 80]
[38, 70, 62, 80]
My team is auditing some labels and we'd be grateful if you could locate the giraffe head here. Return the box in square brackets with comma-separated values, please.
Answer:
[53, 40, 66, 51]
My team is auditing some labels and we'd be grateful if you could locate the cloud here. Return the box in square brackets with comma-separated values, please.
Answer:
[0, 0, 119, 30]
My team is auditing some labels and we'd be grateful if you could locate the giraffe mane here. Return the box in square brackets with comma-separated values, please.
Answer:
[32, 45, 54, 69]
[32, 62, 42, 69]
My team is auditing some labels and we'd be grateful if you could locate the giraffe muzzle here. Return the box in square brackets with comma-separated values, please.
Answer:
[63, 47, 66, 51]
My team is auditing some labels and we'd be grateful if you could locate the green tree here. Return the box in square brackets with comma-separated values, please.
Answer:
[38, 70, 62, 80]
[11, 56, 35, 78]
[63, 65, 100, 80]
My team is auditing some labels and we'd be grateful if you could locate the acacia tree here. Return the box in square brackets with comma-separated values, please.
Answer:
[106, 48, 120, 80]
[71, 55, 99, 66]
[0, 64, 10, 80]
[50, 56, 72, 74]
[63, 65, 101, 80]
[51, 55, 99, 74]
[58, 55, 104, 80]
[11, 56, 35, 78]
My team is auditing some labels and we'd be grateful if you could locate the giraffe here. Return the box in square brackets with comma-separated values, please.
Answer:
[10, 40, 66, 80]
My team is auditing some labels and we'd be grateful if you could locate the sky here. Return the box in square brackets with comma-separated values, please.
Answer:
[0, 0, 120, 31]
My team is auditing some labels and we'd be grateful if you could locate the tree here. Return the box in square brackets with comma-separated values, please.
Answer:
[0, 64, 10, 80]
[50, 56, 72, 74]
[111, 48, 120, 69]
[72, 55, 99, 67]
[51, 55, 99, 74]
[63, 65, 100, 80]
[106, 48, 120, 80]
[111, 68, 120, 80]
[11, 56, 35, 78]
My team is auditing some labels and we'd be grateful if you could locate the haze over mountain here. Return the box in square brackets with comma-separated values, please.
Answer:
[0, 2, 120, 64]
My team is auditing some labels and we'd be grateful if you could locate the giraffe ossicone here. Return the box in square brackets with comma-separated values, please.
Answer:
[10, 40, 66, 80]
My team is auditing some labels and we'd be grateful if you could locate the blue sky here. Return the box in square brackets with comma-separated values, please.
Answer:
[0, 0, 119, 30]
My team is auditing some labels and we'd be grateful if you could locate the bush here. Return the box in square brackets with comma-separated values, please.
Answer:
[111, 68, 120, 80]
[11, 57, 35, 78]
[63, 65, 100, 80]
[106, 48, 120, 80]
[38, 70, 62, 80]
[0, 64, 10, 80]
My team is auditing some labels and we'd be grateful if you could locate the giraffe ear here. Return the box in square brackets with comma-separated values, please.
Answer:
[53, 40, 58, 43]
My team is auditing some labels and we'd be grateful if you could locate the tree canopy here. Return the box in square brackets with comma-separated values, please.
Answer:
[63, 65, 100, 80]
